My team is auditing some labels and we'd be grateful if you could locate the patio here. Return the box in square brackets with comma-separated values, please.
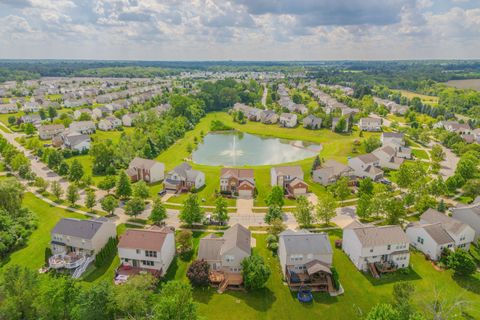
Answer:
[49, 252, 86, 269]
[286, 260, 333, 292]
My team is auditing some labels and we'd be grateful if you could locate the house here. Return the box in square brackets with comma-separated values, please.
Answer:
[279, 229, 334, 292]
[198, 223, 251, 274]
[23, 101, 41, 113]
[279, 113, 297, 128]
[97, 117, 121, 131]
[117, 227, 175, 277]
[406, 208, 475, 261]
[126, 157, 165, 183]
[381, 132, 405, 146]
[348, 153, 384, 180]
[38, 124, 65, 140]
[69, 121, 96, 135]
[271, 166, 308, 196]
[92, 106, 111, 119]
[219, 168, 255, 198]
[0, 103, 18, 114]
[122, 113, 139, 127]
[73, 108, 93, 120]
[359, 117, 382, 131]
[303, 115, 322, 129]
[20, 114, 42, 126]
[331, 117, 349, 132]
[452, 197, 480, 241]
[49, 218, 116, 275]
[312, 160, 354, 185]
[443, 121, 471, 135]
[473, 128, 480, 143]
[62, 132, 91, 152]
[260, 110, 279, 124]
[342, 222, 410, 273]
[155, 103, 171, 115]
[164, 162, 205, 193]
[372, 145, 404, 170]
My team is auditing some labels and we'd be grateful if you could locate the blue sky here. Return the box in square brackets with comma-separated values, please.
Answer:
[0, 0, 479, 60]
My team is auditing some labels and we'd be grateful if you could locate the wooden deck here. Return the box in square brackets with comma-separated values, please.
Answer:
[210, 271, 244, 293]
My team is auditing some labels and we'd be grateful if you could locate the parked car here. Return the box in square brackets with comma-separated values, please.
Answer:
[158, 189, 167, 196]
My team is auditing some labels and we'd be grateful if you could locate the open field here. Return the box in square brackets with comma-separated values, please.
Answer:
[397, 90, 439, 106]
[445, 79, 480, 91]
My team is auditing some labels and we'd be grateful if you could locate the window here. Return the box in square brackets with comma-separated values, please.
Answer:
[387, 245, 391, 250]
[417, 237, 424, 245]
[370, 249, 374, 253]
[142, 260, 154, 266]
[136, 249, 141, 254]
[145, 250, 157, 258]
[290, 254, 303, 262]
[225, 255, 234, 262]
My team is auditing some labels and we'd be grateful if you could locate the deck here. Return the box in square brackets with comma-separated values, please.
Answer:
[209, 271, 244, 293]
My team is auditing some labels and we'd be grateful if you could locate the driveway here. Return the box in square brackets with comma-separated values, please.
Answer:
[307, 193, 318, 206]
[331, 206, 357, 229]
[236, 198, 254, 215]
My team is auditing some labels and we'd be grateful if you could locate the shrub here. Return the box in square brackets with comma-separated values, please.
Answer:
[331, 266, 340, 290]
[95, 237, 118, 268]
[186, 260, 210, 287]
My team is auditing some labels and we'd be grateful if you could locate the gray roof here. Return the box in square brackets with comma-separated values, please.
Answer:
[170, 162, 202, 181]
[356, 153, 379, 164]
[197, 224, 251, 261]
[66, 133, 90, 147]
[52, 218, 104, 239]
[422, 223, 455, 245]
[352, 225, 409, 247]
[382, 132, 404, 139]
[273, 165, 303, 178]
[129, 157, 161, 170]
[421, 208, 468, 235]
[279, 229, 332, 256]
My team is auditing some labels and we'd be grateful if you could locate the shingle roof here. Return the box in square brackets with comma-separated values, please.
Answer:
[118, 228, 172, 251]
[279, 229, 332, 256]
[422, 223, 455, 245]
[52, 218, 105, 239]
[197, 224, 251, 261]
[356, 153, 379, 164]
[129, 157, 161, 170]
[352, 225, 408, 247]
[220, 168, 254, 180]
[421, 208, 468, 235]
[273, 165, 303, 177]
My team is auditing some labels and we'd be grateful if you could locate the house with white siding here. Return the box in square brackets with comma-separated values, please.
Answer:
[452, 197, 480, 241]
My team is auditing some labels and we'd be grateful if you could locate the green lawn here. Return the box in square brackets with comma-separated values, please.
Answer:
[165, 231, 480, 320]
[156, 112, 379, 206]
[412, 149, 429, 160]
[0, 193, 85, 270]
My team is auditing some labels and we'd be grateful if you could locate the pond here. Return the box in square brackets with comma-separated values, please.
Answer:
[191, 132, 322, 166]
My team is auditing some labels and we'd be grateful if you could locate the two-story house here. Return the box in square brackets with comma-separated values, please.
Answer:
[279, 229, 334, 292]
[342, 221, 410, 275]
[348, 153, 384, 180]
[117, 227, 175, 277]
[126, 157, 165, 183]
[359, 117, 382, 131]
[38, 124, 65, 140]
[164, 162, 205, 193]
[452, 197, 480, 241]
[312, 160, 354, 185]
[279, 113, 298, 128]
[69, 121, 96, 135]
[219, 168, 255, 198]
[271, 165, 308, 196]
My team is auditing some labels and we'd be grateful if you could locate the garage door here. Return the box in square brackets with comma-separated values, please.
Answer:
[238, 189, 251, 198]
[294, 188, 307, 195]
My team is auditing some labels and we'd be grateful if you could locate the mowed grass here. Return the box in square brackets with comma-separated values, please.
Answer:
[165, 232, 480, 320]
[412, 148, 429, 160]
[397, 90, 439, 106]
[445, 79, 480, 91]
[157, 112, 379, 206]
[0, 193, 85, 270]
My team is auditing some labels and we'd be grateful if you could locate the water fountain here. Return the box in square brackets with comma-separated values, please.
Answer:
[220, 135, 244, 165]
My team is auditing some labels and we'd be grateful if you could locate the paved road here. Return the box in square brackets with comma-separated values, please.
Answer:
[261, 83, 268, 107]
[438, 144, 459, 179]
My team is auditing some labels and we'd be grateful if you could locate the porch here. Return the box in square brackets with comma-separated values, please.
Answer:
[209, 271, 244, 293]
[285, 260, 333, 292]
[49, 252, 86, 269]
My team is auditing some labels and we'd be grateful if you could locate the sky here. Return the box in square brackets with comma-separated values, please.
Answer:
[0, 0, 479, 61]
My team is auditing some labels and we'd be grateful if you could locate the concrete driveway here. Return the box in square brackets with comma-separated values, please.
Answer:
[332, 206, 357, 229]
[236, 198, 254, 215]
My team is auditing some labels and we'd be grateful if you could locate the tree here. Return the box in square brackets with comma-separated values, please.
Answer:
[266, 186, 285, 208]
[114, 273, 156, 319]
[315, 192, 336, 225]
[385, 198, 406, 225]
[116, 171, 132, 199]
[48, 106, 57, 121]
[430, 145, 445, 163]
[7, 116, 16, 126]
[57, 161, 69, 176]
[357, 194, 372, 219]
[393, 282, 415, 320]
[68, 159, 84, 182]
[366, 304, 400, 320]
[153, 281, 198, 320]
[125, 197, 146, 217]
[98, 175, 116, 194]
[101, 195, 119, 216]
[212, 196, 229, 224]
[86, 190, 96, 211]
[463, 179, 480, 198]
[363, 136, 382, 153]
[73, 281, 115, 320]
[0, 265, 39, 320]
[334, 116, 347, 133]
[187, 260, 210, 287]
[132, 180, 150, 199]
[241, 255, 271, 290]
[179, 194, 204, 226]
[447, 249, 476, 276]
[437, 199, 446, 213]
[50, 180, 63, 200]
[294, 195, 314, 226]
[264, 205, 283, 224]
[0, 178, 25, 212]
[35, 276, 80, 320]
[176, 230, 193, 253]
[66, 184, 79, 206]
[150, 198, 167, 226]
[34, 177, 49, 193]
[332, 177, 350, 201]
[23, 123, 35, 135]
[359, 177, 374, 195]
[311, 155, 321, 172]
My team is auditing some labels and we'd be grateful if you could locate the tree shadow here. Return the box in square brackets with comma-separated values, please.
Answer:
[192, 286, 216, 304]
[161, 256, 180, 282]
[452, 274, 480, 295]
[240, 287, 277, 312]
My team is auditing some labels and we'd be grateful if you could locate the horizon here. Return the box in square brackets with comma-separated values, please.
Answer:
[1, 0, 480, 60]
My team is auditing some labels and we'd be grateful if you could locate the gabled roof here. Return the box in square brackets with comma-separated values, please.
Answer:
[279, 229, 332, 256]
[382, 132, 404, 139]
[129, 157, 162, 170]
[52, 218, 106, 239]
[356, 153, 379, 164]
[421, 208, 468, 235]
[198, 224, 251, 261]
[220, 168, 254, 180]
[272, 165, 303, 177]
[118, 227, 172, 252]
[351, 225, 408, 247]
[417, 222, 455, 245]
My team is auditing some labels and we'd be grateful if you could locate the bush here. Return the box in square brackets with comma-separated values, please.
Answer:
[94, 237, 118, 268]
[331, 266, 340, 290]
[186, 260, 210, 287]
[446, 249, 476, 276]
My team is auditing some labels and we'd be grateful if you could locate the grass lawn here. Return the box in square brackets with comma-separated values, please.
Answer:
[164, 231, 480, 320]
[412, 148, 429, 160]
[0, 193, 86, 270]
[156, 112, 378, 206]
[397, 90, 439, 106]
[91, 127, 135, 144]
